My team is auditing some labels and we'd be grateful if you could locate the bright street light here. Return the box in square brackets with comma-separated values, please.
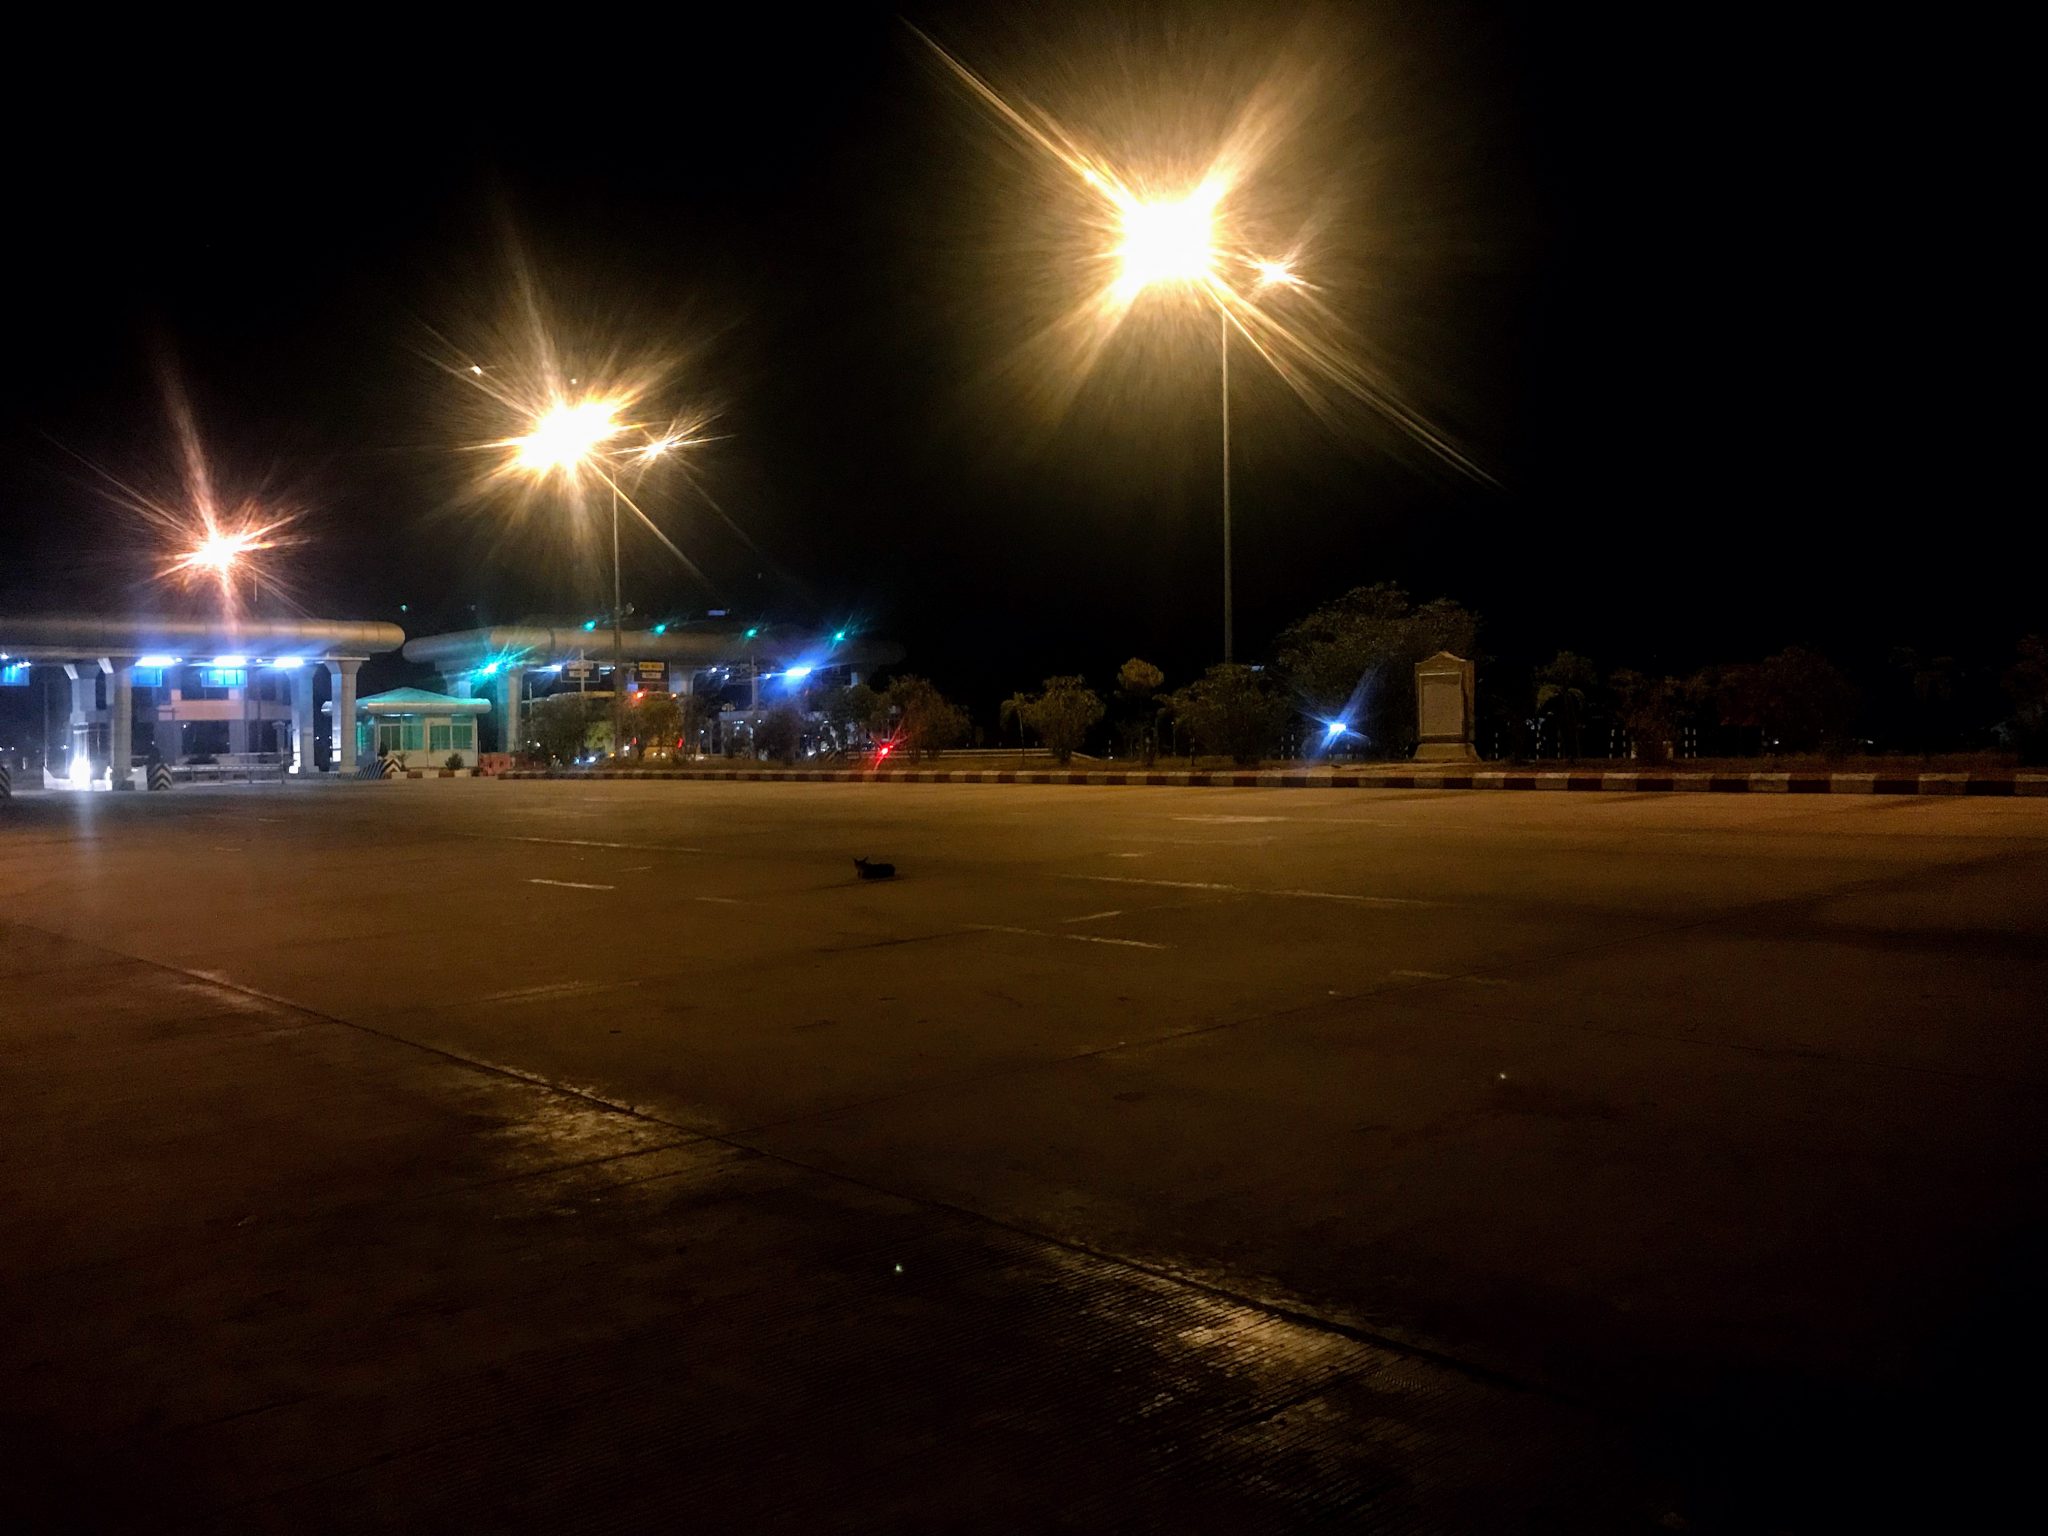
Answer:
[1110, 209, 1307, 664]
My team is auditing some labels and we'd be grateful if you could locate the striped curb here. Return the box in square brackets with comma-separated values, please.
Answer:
[495, 767, 2048, 796]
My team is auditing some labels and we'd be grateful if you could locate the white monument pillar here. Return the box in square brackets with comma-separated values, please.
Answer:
[1413, 651, 1479, 763]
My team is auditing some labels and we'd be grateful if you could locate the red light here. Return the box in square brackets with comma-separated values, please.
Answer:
[878, 744, 891, 758]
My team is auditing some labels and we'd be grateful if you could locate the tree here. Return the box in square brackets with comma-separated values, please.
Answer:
[629, 691, 682, 760]
[526, 692, 605, 765]
[1609, 670, 1680, 765]
[678, 691, 722, 757]
[2003, 634, 2048, 764]
[755, 704, 805, 764]
[1016, 676, 1105, 765]
[1535, 651, 1602, 760]
[815, 683, 881, 754]
[999, 691, 1034, 751]
[1115, 658, 1166, 765]
[1713, 647, 1860, 754]
[1274, 583, 1479, 758]
[882, 675, 969, 761]
[1170, 663, 1286, 766]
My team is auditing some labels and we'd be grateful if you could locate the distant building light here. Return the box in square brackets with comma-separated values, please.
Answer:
[210, 655, 247, 667]
[135, 654, 181, 668]
[270, 656, 306, 668]
[784, 665, 813, 682]
[478, 661, 500, 678]
[1325, 720, 1347, 738]
[707, 608, 728, 617]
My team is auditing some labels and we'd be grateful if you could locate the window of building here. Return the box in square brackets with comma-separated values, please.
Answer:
[452, 719, 474, 751]
[429, 722, 452, 755]
[202, 668, 246, 690]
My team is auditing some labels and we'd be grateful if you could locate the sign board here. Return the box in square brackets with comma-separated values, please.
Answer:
[560, 661, 597, 681]
[635, 660, 668, 685]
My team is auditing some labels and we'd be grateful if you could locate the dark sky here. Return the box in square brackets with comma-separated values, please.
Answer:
[1, 3, 2030, 707]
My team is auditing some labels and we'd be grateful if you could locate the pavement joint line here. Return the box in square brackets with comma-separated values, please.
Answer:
[0, 912, 1574, 1418]
[526, 877, 616, 891]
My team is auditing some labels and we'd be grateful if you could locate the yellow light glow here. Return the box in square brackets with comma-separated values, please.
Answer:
[510, 397, 627, 477]
[1252, 258, 1300, 289]
[179, 529, 256, 574]
[1113, 188, 1221, 301]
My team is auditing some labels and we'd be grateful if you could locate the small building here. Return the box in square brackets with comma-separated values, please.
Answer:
[340, 687, 491, 768]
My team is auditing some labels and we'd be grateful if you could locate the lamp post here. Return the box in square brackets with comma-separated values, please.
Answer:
[505, 403, 684, 764]
[1112, 189, 1302, 665]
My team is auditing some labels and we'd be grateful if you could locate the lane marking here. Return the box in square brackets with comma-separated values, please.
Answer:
[481, 978, 637, 1003]
[527, 878, 615, 891]
[480, 835, 704, 854]
[690, 895, 745, 905]
[1392, 969, 1507, 987]
[970, 923, 1169, 951]
[1065, 874, 1429, 907]
[1062, 910, 1124, 924]
[1171, 814, 1291, 824]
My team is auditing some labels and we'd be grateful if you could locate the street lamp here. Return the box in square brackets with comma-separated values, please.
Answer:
[1111, 192, 1305, 664]
[506, 400, 684, 763]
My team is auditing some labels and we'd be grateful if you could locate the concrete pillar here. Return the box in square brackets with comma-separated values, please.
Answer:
[502, 667, 525, 755]
[290, 667, 317, 773]
[328, 659, 361, 772]
[155, 721, 181, 762]
[106, 659, 135, 790]
[63, 663, 95, 775]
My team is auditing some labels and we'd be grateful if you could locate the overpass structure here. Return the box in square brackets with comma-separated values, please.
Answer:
[402, 623, 905, 751]
[0, 614, 405, 784]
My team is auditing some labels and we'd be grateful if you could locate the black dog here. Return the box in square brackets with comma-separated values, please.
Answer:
[853, 857, 896, 881]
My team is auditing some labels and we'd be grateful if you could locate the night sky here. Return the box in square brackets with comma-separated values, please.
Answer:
[1, 3, 2029, 709]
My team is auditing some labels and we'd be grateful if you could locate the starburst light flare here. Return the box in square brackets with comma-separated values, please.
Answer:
[911, 23, 1496, 485]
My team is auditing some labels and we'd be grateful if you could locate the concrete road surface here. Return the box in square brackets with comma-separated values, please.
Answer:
[4, 780, 2045, 1531]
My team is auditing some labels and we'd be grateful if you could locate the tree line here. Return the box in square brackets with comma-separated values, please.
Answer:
[513, 586, 2048, 767]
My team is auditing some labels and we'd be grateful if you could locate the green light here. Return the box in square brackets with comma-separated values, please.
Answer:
[745, 627, 759, 639]
[583, 619, 597, 632]
[652, 623, 667, 634]
[833, 630, 846, 643]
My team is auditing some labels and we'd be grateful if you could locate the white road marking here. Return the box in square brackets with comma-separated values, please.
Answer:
[1171, 814, 1291, 824]
[527, 878, 615, 891]
[970, 923, 1168, 951]
[487, 835, 704, 853]
[481, 978, 634, 1003]
[1392, 968, 1507, 987]
[1062, 910, 1124, 924]
[1065, 874, 1429, 907]
[690, 895, 744, 905]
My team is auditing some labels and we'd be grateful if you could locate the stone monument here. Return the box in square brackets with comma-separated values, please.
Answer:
[1413, 651, 1478, 762]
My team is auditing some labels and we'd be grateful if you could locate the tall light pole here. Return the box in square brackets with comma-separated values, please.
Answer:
[504, 400, 686, 763]
[1113, 187, 1302, 666]
[1220, 305, 1232, 664]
